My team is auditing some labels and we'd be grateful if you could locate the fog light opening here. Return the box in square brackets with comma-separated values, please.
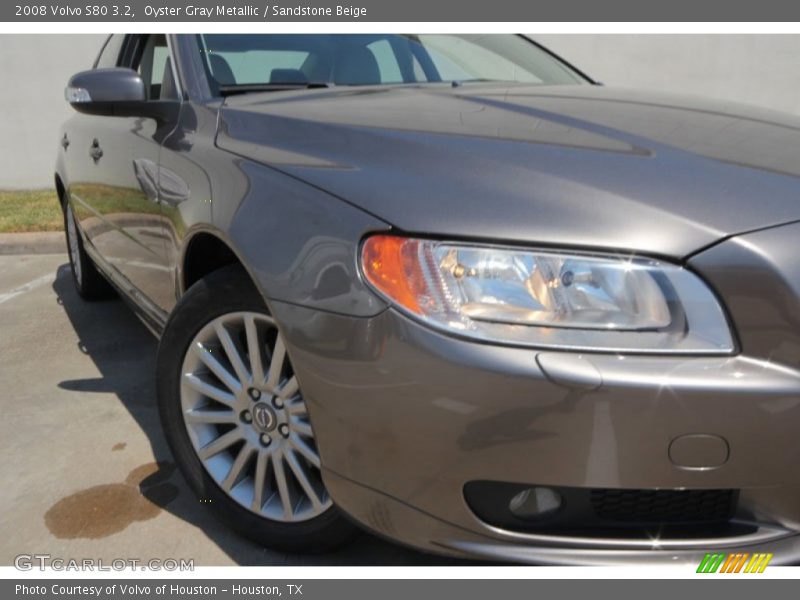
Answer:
[508, 486, 563, 520]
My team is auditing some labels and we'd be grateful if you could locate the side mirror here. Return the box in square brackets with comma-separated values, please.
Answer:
[65, 68, 178, 122]
[66, 68, 146, 114]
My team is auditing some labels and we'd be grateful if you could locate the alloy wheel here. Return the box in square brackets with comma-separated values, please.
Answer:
[180, 311, 331, 522]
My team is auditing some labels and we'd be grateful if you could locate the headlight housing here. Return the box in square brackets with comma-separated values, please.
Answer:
[361, 235, 734, 354]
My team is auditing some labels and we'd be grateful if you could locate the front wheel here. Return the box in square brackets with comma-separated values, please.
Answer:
[156, 266, 357, 552]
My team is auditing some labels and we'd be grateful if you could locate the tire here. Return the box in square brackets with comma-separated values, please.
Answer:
[156, 265, 358, 553]
[63, 199, 115, 300]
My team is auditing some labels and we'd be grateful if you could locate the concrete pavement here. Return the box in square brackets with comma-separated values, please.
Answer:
[0, 254, 466, 566]
[0, 232, 65, 255]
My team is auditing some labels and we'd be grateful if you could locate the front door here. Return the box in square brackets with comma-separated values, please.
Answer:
[67, 34, 179, 314]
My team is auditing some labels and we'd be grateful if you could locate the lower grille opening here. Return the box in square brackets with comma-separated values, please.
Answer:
[464, 481, 741, 537]
[590, 488, 737, 523]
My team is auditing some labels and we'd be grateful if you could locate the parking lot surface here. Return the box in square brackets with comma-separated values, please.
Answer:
[0, 253, 466, 566]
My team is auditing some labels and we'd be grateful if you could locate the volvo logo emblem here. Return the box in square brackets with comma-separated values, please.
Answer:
[252, 402, 276, 432]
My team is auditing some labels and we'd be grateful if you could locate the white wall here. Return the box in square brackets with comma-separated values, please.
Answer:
[0, 35, 106, 189]
[1, 34, 799, 189]
[535, 34, 800, 115]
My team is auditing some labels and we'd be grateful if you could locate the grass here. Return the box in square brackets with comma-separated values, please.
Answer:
[0, 189, 62, 233]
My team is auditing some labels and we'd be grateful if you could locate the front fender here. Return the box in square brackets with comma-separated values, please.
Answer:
[215, 158, 391, 317]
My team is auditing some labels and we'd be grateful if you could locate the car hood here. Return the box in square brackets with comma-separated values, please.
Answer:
[217, 84, 800, 258]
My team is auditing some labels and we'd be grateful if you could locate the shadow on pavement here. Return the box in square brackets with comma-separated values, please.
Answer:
[51, 263, 473, 566]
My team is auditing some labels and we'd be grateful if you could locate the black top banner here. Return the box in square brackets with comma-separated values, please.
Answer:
[4, 0, 800, 22]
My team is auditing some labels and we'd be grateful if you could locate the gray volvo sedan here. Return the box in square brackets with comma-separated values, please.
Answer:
[56, 34, 800, 565]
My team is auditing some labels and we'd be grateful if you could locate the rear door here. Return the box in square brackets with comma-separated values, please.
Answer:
[65, 34, 178, 314]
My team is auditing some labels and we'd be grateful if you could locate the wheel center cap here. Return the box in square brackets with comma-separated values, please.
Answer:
[251, 402, 277, 432]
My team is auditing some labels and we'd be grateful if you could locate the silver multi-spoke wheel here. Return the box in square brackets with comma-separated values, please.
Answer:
[65, 203, 82, 286]
[180, 311, 331, 523]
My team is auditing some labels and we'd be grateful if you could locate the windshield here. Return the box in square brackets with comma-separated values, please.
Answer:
[197, 34, 588, 93]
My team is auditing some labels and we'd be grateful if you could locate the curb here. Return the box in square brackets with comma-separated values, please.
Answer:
[0, 231, 66, 255]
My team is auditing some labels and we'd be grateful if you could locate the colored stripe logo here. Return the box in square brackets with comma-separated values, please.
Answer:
[697, 552, 773, 573]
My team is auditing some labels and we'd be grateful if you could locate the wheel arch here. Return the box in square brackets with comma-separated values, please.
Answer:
[180, 229, 263, 301]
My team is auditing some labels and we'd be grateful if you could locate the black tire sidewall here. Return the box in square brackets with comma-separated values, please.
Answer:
[63, 201, 86, 294]
[62, 200, 114, 300]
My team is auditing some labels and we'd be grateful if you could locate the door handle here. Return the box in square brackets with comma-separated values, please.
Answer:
[61, 134, 70, 151]
[89, 139, 103, 162]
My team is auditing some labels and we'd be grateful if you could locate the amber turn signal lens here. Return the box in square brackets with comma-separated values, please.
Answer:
[361, 235, 428, 315]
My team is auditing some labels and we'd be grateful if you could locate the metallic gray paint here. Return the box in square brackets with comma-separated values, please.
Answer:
[67, 67, 146, 105]
[272, 300, 800, 564]
[55, 34, 800, 564]
[218, 84, 800, 258]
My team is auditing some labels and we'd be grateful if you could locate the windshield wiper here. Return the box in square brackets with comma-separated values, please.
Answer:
[219, 82, 333, 96]
[449, 78, 517, 87]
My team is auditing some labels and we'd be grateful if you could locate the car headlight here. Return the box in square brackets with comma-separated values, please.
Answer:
[360, 235, 734, 354]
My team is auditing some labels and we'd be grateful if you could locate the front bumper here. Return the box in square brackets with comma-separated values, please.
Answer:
[269, 223, 800, 565]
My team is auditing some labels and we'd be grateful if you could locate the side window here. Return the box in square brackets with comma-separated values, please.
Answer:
[131, 34, 179, 100]
[94, 34, 124, 69]
[366, 40, 402, 84]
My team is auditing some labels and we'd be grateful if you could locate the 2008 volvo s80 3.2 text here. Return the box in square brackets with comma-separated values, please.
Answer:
[56, 34, 800, 565]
